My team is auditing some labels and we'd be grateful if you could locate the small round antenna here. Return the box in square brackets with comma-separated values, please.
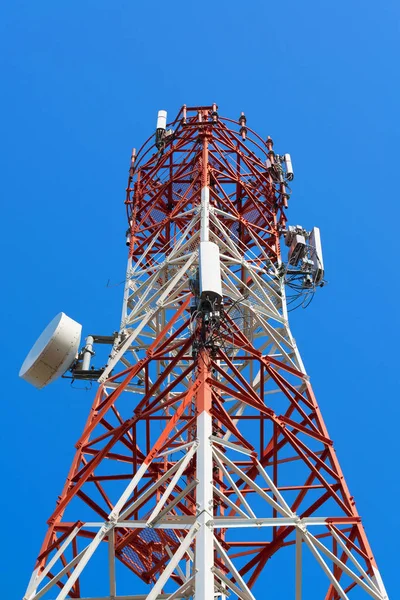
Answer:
[19, 312, 82, 389]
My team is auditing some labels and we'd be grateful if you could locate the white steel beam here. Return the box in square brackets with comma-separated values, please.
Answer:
[146, 523, 200, 600]
[213, 447, 291, 517]
[306, 531, 384, 600]
[117, 459, 183, 521]
[165, 545, 187, 583]
[330, 528, 382, 595]
[153, 480, 198, 525]
[146, 443, 197, 525]
[295, 528, 302, 600]
[200, 186, 210, 242]
[212, 451, 256, 518]
[108, 529, 116, 597]
[24, 524, 81, 598]
[212, 567, 253, 600]
[55, 523, 113, 600]
[214, 536, 256, 600]
[302, 533, 349, 600]
[195, 410, 215, 600]
[213, 484, 250, 518]
[26, 550, 86, 600]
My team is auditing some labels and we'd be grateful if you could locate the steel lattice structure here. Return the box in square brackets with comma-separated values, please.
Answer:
[24, 105, 389, 600]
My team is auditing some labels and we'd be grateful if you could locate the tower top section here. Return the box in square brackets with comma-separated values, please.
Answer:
[125, 103, 294, 267]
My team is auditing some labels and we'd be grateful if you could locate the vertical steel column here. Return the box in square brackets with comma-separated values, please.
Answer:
[195, 351, 214, 599]
[195, 130, 214, 598]
[200, 131, 210, 243]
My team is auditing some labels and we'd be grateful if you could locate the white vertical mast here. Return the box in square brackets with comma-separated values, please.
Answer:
[195, 131, 215, 599]
[195, 355, 214, 599]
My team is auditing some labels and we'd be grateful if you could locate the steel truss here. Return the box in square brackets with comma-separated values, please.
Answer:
[24, 105, 388, 600]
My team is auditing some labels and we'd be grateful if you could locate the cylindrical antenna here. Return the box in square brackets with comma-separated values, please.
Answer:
[129, 148, 136, 175]
[239, 112, 247, 140]
[211, 103, 218, 123]
[284, 153, 294, 180]
[156, 110, 167, 131]
[81, 336, 94, 371]
[156, 110, 167, 150]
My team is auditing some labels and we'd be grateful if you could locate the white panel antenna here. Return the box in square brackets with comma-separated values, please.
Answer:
[288, 233, 306, 266]
[199, 241, 222, 302]
[284, 153, 294, 180]
[309, 226, 324, 284]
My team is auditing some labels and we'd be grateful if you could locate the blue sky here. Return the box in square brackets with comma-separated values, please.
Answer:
[1, 0, 399, 597]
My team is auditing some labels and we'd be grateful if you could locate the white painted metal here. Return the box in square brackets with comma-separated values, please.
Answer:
[254, 460, 293, 514]
[212, 450, 256, 518]
[210, 517, 329, 528]
[146, 523, 200, 600]
[165, 543, 189, 583]
[152, 480, 198, 526]
[212, 484, 250, 518]
[157, 441, 195, 457]
[55, 523, 113, 600]
[58, 517, 355, 530]
[330, 528, 382, 595]
[306, 531, 384, 600]
[195, 411, 214, 600]
[109, 461, 149, 520]
[166, 577, 195, 599]
[20, 312, 81, 389]
[295, 529, 302, 600]
[302, 533, 350, 600]
[101, 250, 196, 382]
[200, 187, 210, 242]
[119, 460, 187, 520]
[24, 524, 81, 599]
[108, 529, 116, 598]
[212, 567, 253, 600]
[213, 447, 291, 517]
[372, 567, 389, 600]
[25, 551, 86, 600]
[210, 435, 253, 456]
[214, 537, 256, 600]
[146, 443, 197, 525]
[72, 595, 191, 600]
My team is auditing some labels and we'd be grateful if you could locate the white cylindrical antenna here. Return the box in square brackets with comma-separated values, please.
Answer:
[156, 110, 167, 131]
[284, 153, 294, 181]
[81, 336, 94, 371]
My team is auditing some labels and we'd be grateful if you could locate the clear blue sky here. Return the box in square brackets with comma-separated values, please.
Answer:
[1, 1, 399, 598]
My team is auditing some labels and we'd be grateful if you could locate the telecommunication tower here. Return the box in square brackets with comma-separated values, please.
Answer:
[21, 105, 388, 600]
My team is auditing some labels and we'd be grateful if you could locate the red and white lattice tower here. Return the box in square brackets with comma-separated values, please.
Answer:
[23, 105, 388, 600]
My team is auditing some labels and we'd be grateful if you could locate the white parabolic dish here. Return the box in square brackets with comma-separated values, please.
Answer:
[20, 312, 82, 389]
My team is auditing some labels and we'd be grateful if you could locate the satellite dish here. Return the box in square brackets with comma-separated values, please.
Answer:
[19, 312, 82, 389]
